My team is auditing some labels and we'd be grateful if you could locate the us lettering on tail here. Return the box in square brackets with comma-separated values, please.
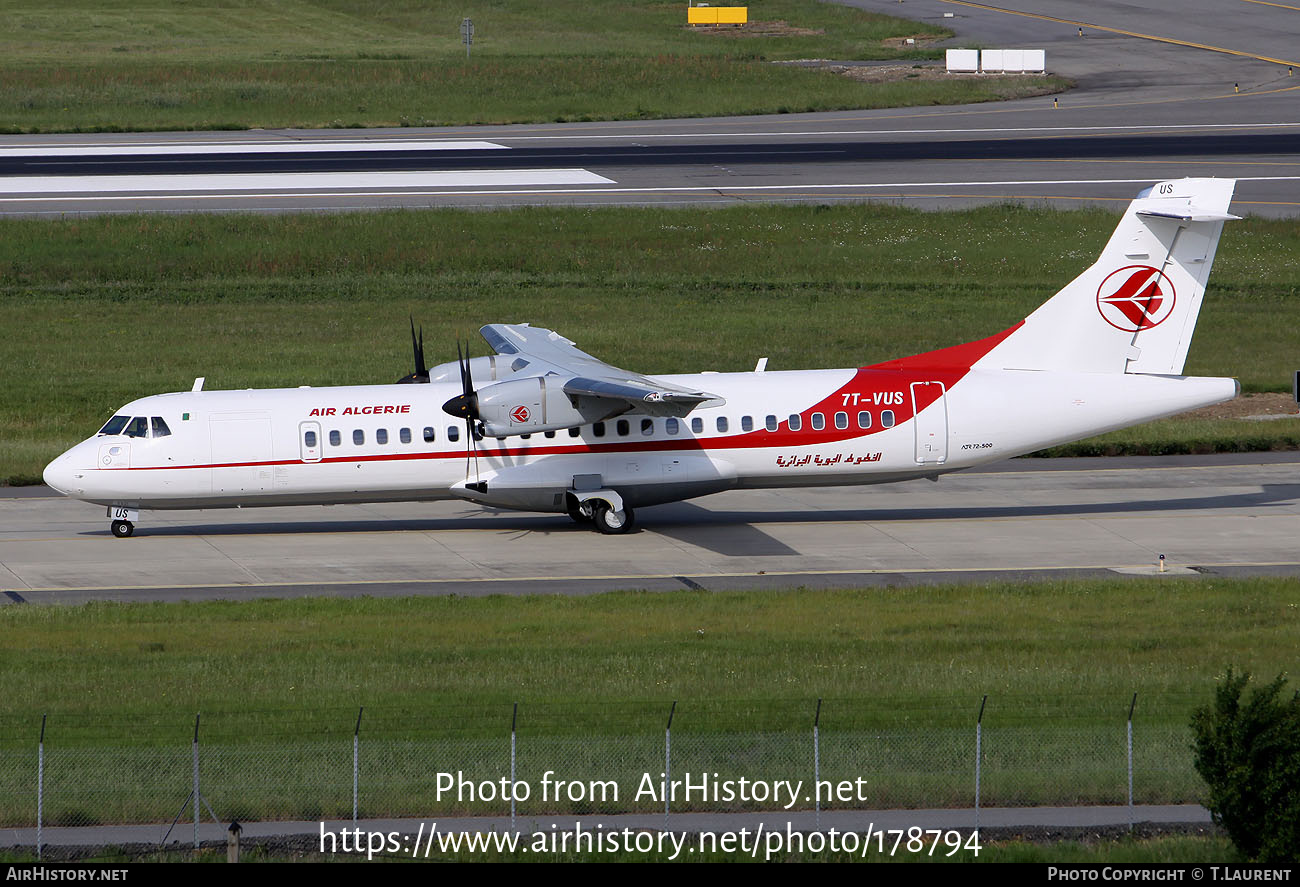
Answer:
[44, 178, 1242, 537]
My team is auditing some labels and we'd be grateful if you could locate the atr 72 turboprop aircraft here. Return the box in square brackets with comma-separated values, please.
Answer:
[45, 178, 1242, 537]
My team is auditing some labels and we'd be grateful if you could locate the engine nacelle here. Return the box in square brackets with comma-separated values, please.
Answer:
[475, 377, 607, 437]
[427, 355, 521, 385]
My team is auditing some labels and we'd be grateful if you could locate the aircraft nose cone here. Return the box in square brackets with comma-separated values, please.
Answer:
[43, 452, 73, 494]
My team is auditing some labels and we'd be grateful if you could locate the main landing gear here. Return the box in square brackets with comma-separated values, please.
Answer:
[566, 495, 636, 535]
[110, 519, 135, 538]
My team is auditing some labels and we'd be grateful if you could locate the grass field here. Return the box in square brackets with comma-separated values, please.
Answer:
[0, 0, 1063, 131]
[0, 580, 1294, 824]
[2, 203, 1298, 484]
[1, 579, 1295, 741]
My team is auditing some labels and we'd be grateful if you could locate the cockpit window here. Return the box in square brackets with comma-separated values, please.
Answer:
[151, 417, 172, 438]
[123, 417, 149, 438]
[99, 415, 130, 436]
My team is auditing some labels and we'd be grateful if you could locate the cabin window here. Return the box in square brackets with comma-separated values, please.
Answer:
[765, 415, 778, 432]
[857, 411, 872, 429]
[616, 419, 629, 437]
[99, 415, 130, 436]
[641, 418, 654, 436]
[304, 431, 317, 448]
[741, 416, 753, 432]
[329, 430, 341, 447]
[882, 410, 896, 428]
[544, 430, 556, 439]
[376, 428, 389, 445]
[568, 427, 581, 438]
[834, 412, 848, 430]
[353, 429, 364, 446]
[151, 417, 172, 438]
[400, 427, 412, 444]
[716, 417, 729, 433]
[423, 427, 435, 443]
[520, 433, 531, 440]
[811, 413, 825, 431]
[124, 417, 149, 439]
[447, 425, 460, 442]
[593, 422, 606, 438]
[691, 418, 703, 434]
[788, 414, 802, 432]
[666, 418, 679, 435]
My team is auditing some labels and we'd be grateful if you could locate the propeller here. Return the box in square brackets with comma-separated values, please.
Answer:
[395, 317, 429, 384]
[441, 341, 484, 490]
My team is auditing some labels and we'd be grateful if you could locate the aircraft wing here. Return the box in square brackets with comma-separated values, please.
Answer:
[479, 323, 723, 417]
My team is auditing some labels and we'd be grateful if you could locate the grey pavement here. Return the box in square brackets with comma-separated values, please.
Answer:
[2, 1, 1298, 216]
[0, 804, 1213, 852]
[3, 454, 1299, 604]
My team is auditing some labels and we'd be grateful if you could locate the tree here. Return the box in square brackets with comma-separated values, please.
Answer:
[1190, 668, 1300, 863]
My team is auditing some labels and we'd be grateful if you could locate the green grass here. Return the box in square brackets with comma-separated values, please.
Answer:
[0, 0, 1066, 131]
[1, 579, 1295, 740]
[0, 580, 1294, 824]
[3, 203, 1298, 484]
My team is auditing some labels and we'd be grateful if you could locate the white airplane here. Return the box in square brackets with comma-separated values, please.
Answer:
[44, 178, 1242, 537]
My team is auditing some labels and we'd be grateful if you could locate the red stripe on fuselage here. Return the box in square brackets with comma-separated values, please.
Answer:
[113, 324, 1022, 473]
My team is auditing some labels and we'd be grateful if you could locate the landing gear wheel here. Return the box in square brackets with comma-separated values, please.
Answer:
[566, 498, 594, 524]
[591, 502, 635, 535]
[110, 520, 135, 538]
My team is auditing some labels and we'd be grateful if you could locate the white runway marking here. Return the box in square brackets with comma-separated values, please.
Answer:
[4, 174, 1296, 203]
[0, 168, 616, 195]
[0, 140, 507, 157]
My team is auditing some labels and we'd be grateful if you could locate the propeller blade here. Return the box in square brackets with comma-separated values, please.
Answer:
[442, 340, 481, 420]
[411, 317, 427, 379]
[395, 317, 429, 384]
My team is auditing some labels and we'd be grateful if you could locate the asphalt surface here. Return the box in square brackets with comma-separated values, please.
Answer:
[0, 0, 1297, 215]
[0, 805, 1213, 855]
[3, 453, 1298, 604]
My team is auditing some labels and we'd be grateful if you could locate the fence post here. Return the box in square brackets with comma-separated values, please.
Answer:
[192, 714, 201, 851]
[664, 701, 676, 831]
[353, 707, 363, 826]
[975, 696, 987, 831]
[37, 714, 45, 861]
[1127, 693, 1137, 832]
[510, 703, 518, 833]
[813, 699, 822, 832]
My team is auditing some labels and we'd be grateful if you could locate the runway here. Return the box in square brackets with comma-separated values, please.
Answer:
[1, 0, 1298, 216]
[3, 454, 1298, 605]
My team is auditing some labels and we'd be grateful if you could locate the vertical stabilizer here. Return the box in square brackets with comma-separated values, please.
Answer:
[976, 178, 1238, 375]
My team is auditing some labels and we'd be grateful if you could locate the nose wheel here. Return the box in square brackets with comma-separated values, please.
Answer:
[110, 519, 135, 538]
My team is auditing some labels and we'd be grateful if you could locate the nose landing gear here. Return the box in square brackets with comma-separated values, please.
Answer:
[107, 506, 139, 539]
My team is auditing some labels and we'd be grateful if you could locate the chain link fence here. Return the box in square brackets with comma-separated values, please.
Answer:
[0, 696, 1206, 853]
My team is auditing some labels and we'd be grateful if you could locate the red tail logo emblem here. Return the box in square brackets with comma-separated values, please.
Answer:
[1096, 266, 1176, 332]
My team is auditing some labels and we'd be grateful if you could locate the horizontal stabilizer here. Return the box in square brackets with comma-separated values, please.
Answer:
[1137, 209, 1241, 222]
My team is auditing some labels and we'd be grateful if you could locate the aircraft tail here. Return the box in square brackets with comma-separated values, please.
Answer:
[976, 178, 1239, 375]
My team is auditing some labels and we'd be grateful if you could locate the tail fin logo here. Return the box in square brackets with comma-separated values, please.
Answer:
[1096, 265, 1176, 332]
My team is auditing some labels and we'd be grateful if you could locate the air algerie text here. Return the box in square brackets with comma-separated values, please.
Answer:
[308, 405, 411, 417]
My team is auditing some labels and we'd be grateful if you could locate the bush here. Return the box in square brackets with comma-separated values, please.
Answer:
[1190, 669, 1300, 863]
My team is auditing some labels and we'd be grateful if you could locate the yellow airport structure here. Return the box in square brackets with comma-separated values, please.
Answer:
[688, 6, 748, 25]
